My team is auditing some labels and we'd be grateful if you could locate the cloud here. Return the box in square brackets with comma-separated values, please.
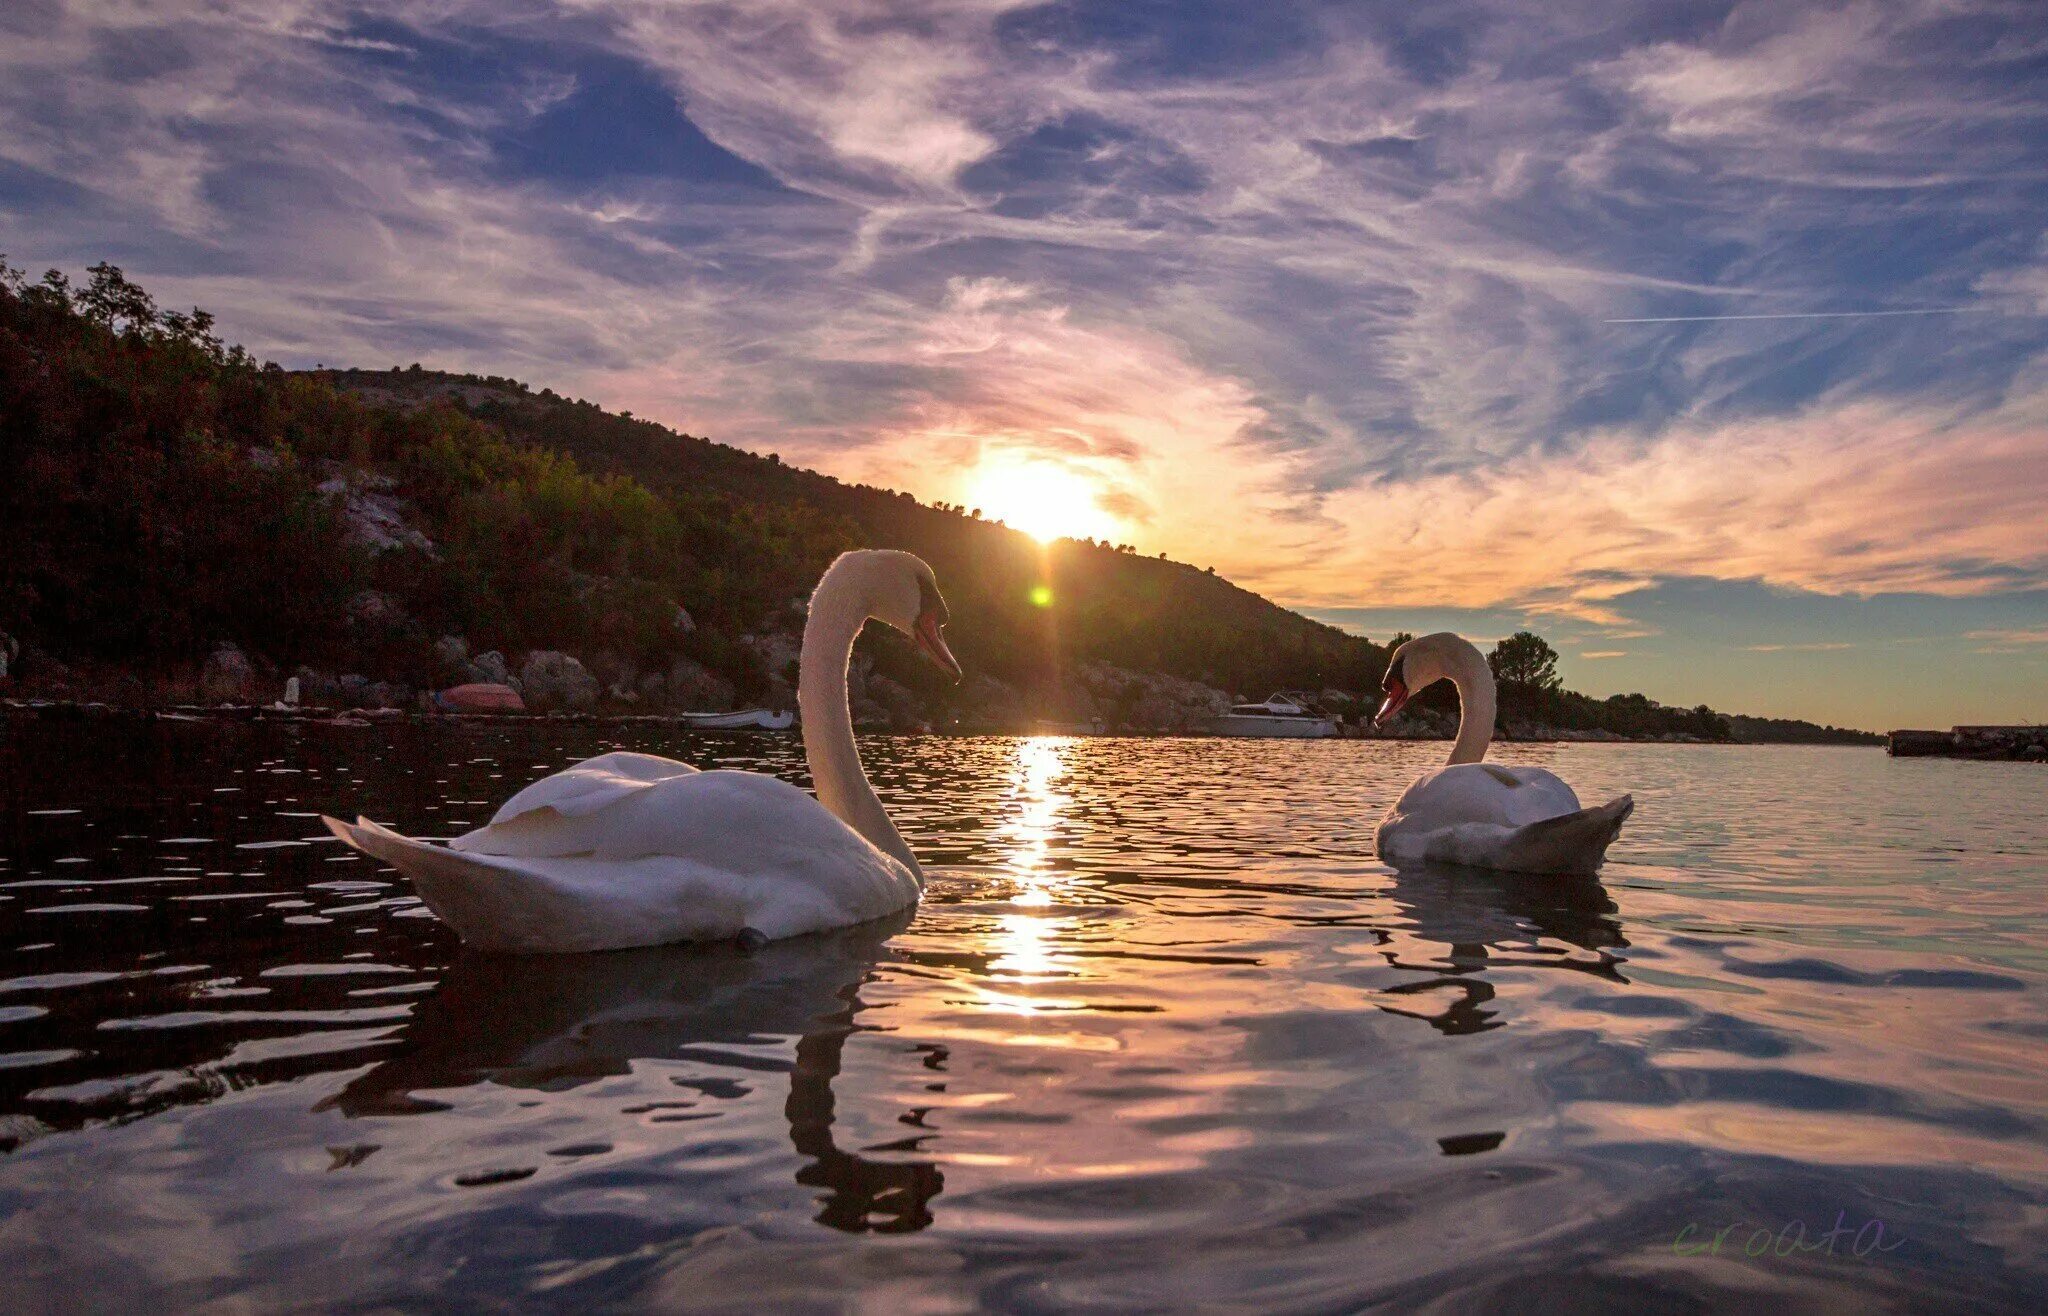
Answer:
[594, 0, 1036, 198]
[1580, 650, 1627, 659]
[1744, 643, 1857, 652]
[1967, 627, 2048, 654]
[1270, 395, 2048, 626]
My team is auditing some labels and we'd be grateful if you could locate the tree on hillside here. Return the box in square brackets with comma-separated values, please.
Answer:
[1489, 631, 1560, 691]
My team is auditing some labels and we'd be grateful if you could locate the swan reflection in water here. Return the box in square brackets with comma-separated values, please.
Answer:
[328, 909, 941, 1233]
[1370, 861, 1628, 1036]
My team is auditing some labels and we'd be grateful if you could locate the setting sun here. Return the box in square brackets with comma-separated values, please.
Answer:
[965, 457, 1124, 544]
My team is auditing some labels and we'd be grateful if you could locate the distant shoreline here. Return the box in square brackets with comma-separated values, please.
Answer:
[0, 697, 1883, 746]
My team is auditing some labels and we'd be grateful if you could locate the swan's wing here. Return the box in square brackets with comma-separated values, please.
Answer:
[458, 768, 904, 896]
[1386, 765, 1523, 829]
[1492, 767, 1584, 825]
[489, 751, 699, 824]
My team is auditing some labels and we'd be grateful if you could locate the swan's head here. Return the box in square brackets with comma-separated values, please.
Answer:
[833, 549, 962, 681]
[1374, 632, 1468, 726]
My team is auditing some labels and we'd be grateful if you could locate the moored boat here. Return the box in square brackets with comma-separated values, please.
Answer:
[676, 707, 795, 731]
[436, 683, 526, 714]
[1210, 692, 1339, 738]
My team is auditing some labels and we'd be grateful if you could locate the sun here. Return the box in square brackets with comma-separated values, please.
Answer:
[964, 457, 1124, 544]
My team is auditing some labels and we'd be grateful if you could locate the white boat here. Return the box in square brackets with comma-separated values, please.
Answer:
[1210, 692, 1339, 739]
[676, 707, 794, 731]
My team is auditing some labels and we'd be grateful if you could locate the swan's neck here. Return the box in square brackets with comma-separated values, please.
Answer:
[799, 569, 922, 881]
[1445, 644, 1497, 766]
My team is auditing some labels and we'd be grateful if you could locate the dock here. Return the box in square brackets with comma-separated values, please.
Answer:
[1887, 725, 2047, 761]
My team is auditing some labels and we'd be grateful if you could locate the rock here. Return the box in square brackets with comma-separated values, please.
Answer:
[366, 682, 411, 710]
[332, 674, 409, 709]
[318, 474, 435, 554]
[104, 672, 148, 708]
[1367, 705, 1454, 739]
[519, 651, 598, 711]
[200, 644, 256, 703]
[672, 604, 696, 635]
[866, 674, 925, 729]
[347, 590, 407, 632]
[665, 658, 736, 712]
[23, 649, 74, 694]
[1073, 660, 1230, 733]
[465, 650, 512, 685]
[588, 652, 639, 701]
[433, 635, 470, 670]
[744, 633, 802, 684]
[293, 668, 340, 706]
[957, 673, 1028, 729]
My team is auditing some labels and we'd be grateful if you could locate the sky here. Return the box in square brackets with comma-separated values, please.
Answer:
[3, 0, 2045, 729]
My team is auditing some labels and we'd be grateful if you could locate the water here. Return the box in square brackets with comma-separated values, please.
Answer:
[1, 721, 2043, 1311]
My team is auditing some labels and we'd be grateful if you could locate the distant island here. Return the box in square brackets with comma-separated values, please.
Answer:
[0, 261, 1880, 746]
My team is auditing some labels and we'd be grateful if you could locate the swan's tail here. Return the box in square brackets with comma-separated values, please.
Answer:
[1496, 795, 1634, 876]
[322, 815, 545, 948]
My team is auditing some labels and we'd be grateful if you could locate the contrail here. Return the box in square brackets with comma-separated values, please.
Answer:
[1605, 307, 1975, 324]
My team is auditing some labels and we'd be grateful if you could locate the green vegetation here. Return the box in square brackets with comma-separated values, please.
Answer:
[1488, 631, 1562, 692]
[0, 262, 1877, 742]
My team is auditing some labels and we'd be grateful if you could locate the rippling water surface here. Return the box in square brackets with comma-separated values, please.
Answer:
[1, 721, 2044, 1310]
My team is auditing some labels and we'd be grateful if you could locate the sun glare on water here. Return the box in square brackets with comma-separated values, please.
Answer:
[965, 457, 1123, 544]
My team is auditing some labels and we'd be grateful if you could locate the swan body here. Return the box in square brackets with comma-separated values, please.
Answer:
[1373, 633, 1631, 876]
[325, 551, 960, 953]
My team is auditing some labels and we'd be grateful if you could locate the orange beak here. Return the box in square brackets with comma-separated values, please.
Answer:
[915, 609, 961, 682]
[1374, 679, 1410, 727]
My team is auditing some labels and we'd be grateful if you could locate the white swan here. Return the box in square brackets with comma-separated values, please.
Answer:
[323, 550, 960, 953]
[1373, 633, 1632, 876]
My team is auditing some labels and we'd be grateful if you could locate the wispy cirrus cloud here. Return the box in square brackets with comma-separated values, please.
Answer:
[1968, 627, 2048, 654]
[1260, 397, 2048, 621]
[1745, 643, 1857, 653]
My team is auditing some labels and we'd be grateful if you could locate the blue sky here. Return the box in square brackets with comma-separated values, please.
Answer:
[3, 1, 2045, 727]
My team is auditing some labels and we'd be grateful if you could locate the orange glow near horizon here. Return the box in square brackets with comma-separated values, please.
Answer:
[965, 457, 1124, 544]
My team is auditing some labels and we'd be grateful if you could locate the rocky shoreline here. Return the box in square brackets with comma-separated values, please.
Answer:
[0, 693, 1736, 745]
[0, 629, 1799, 745]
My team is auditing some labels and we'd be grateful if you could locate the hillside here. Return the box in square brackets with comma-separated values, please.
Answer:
[0, 261, 1874, 742]
[319, 365, 1391, 699]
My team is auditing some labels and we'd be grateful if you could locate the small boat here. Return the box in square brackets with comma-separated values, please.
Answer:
[437, 683, 526, 714]
[1210, 692, 1339, 739]
[677, 707, 795, 731]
